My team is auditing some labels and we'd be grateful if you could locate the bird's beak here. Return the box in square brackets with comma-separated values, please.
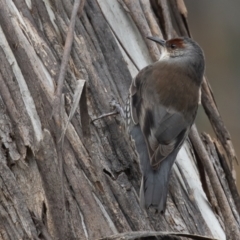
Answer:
[147, 36, 165, 47]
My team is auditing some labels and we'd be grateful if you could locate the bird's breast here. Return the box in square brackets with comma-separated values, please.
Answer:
[142, 65, 200, 118]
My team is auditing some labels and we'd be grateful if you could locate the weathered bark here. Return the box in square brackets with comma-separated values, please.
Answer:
[0, 0, 239, 240]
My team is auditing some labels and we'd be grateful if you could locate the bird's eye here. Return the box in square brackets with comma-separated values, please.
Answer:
[171, 44, 176, 49]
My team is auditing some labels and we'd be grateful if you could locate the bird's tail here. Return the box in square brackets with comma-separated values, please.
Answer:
[140, 151, 177, 213]
[128, 124, 178, 213]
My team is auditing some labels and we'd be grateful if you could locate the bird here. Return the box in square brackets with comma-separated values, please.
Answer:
[125, 36, 205, 213]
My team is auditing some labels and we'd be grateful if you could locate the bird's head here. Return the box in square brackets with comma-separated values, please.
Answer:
[147, 36, 204, 60]
[147, 36, 205, 82]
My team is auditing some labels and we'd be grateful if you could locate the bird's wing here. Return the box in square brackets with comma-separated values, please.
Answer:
[130, 63, 196, 169]
[145, 106, 190, 168]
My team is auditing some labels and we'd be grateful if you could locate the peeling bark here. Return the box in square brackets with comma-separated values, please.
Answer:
[0, 0, 239, 240]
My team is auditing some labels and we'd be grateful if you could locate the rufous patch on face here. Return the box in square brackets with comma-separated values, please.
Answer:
[166, 38, 185, 49]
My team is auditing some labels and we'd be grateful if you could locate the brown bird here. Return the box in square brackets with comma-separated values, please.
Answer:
[125, 36, 205, 213]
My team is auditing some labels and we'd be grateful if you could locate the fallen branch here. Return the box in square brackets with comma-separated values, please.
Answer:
[99, 231, 219, 240]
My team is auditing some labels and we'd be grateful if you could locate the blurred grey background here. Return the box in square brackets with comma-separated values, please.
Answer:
[184, 0, 240, 190]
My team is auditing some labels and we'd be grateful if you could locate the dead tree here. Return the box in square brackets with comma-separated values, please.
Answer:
[0, 0, 239, 239]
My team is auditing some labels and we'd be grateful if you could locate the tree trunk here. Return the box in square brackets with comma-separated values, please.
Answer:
[0, 0, 239, 240]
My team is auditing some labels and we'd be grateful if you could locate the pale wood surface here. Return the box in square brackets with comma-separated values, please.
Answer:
[0, 0, 239, 239]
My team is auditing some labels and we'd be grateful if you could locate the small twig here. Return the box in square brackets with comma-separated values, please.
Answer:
[91, 100, 125, 123]
[91, 111, 119, 123]
[51, 0, 84, 238]
[54, 0, 82, 103]
[60, 79, 86, 141]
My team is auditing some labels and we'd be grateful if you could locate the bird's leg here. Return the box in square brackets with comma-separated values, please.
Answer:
[110, 99, 126, 118]
[91, 99, 125, 122]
